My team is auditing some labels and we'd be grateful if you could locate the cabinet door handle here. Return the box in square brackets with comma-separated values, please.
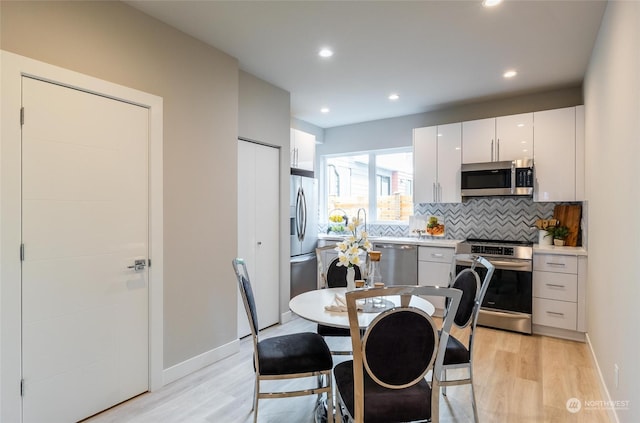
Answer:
[433, 182, 436, 201]
[546, 262, 566, 267]
[546, 283, 565, 288]
[491, 139, 494, 161]
[496, 138, 500, 161]
[546, 311, 565, 317]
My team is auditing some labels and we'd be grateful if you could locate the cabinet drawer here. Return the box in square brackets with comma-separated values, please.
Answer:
[533, 254, 577, 274]
[418, 246, 454, 263]
[533, 298, 577, 331]
[533, 271, 577, 302]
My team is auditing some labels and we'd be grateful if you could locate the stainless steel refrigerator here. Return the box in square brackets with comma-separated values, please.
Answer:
[290, 174, 318, 298]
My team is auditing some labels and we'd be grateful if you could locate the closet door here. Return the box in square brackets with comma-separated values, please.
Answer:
[237, 140, 279, 337]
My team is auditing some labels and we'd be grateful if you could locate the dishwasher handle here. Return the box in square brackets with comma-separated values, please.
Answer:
[373, 243, 417, 250]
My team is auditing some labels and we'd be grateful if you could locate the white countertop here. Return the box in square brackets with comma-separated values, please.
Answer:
[318, 234, 461, 248]
[533, 244, 588, 256]
[320, 234, 588, 256]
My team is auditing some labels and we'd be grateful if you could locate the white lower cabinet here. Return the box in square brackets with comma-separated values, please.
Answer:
[532, 253, 587, 339]
[417, 246, 455, 313]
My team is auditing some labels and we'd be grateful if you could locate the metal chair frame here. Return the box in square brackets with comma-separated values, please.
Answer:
[233, 258, 334, 423]
[335, 284, 463, 423]
[436, 253, 496, 423]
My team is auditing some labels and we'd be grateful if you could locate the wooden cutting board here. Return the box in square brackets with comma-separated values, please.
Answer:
[553, 204, 582, 246]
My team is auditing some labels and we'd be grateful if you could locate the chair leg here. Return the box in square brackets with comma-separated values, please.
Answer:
[326, 373, 334, 423]
[442, 368, 447, 396]
[431, 377, 440, 423]
[253, 376, 259, 423]
[470, 381, 479, 423]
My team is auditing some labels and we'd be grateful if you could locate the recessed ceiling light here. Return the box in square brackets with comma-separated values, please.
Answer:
[517, 123, 525, 127]
[318, 48, 333, 58]
[503, 70, 518, 78]
[320, 107, 330, 113]
[388, 93, 400, 101]
[482, 0, 503, 7]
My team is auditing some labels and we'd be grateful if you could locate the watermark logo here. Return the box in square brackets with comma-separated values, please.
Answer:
[566, 397, 582, 413]
[566, 397, 630, 413]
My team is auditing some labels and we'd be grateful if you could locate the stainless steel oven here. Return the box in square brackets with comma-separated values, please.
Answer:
[456, 239, 533, 334]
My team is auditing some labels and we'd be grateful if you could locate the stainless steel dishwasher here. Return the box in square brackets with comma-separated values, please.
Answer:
[372, 243, 418, 286]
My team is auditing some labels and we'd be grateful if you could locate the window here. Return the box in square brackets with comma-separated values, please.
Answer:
[324, 149, 413, 223]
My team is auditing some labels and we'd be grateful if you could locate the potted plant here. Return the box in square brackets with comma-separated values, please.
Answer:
[546, 225, 569, 246]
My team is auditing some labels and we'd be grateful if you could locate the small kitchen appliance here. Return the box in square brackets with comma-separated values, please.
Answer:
[461, 159, 534, 197]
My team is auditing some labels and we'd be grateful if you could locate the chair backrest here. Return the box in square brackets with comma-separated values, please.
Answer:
[315, 244, 336, 289]
[344, 285, 462, 420]
[232, 258, 259, 340]
[326, 259, 362, 288]
[446, 254, 496, 330]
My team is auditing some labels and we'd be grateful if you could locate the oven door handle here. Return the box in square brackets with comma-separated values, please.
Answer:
[488, 260, 532, 271]
[458, 258, 531, 271]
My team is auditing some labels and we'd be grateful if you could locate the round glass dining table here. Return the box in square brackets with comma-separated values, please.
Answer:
[289, 287, 436, 329]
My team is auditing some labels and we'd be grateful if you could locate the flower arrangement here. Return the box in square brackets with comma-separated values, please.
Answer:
[334, 217, 371, 268]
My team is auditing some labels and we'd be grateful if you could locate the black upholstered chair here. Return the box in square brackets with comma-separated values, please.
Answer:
[232, 258, 334, 423]
[315, 246, 363, 354]
[333, 284, 462, 423]
[435, 254, 495, 423]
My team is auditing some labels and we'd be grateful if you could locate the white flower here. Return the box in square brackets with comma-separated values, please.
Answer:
[334, 216, 371, 268]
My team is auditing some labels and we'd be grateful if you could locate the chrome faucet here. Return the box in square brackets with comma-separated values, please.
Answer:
[356, 207, 368, 234]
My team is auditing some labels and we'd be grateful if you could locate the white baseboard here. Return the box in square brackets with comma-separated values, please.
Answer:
[585, 333, 619, 423]
[281, 310, 292, 324]
[162, 339, 240, 386]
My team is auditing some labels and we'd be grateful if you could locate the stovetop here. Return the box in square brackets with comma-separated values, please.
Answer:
[457, 238, 533, 260]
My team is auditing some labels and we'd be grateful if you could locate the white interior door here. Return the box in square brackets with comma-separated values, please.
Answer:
[237, 140, 279, 338]
[21, 77, 150, 423]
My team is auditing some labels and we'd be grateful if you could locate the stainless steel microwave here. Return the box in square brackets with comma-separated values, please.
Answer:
[461, 159, 534, 197]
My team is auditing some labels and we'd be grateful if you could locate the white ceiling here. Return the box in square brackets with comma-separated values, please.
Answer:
[126, 0, 607, 129]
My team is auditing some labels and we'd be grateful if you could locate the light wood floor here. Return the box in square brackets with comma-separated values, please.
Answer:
[85, 316, 611, 423]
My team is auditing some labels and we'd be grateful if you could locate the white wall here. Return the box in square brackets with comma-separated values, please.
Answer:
[1, 1, 239, 371]
[584, 1, 640, 422]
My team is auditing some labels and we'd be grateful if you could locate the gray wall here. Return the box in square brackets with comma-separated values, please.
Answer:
[318, 86, 583, 156]
[238, 70, 292, 316]
[1, 1, 239, 369]
[584, 2, 640, 422]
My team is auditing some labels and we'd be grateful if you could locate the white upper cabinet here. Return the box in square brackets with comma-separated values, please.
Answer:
[437, 123, 463, 203]
[462, 113, 533, 163]
[413, 123, 461, 204]
[414, 126, 437, 204]
[496, 113, 534, 162]
[290, 128, 315, 171]
[575, 105, 585, 201]
[533, 107, 578, 202]
[462, 117, 494, 163]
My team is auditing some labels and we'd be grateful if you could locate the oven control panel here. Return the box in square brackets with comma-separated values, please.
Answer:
[471, 245, 514, 256]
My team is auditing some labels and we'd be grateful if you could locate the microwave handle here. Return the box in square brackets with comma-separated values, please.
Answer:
[510, 161, 516, 194]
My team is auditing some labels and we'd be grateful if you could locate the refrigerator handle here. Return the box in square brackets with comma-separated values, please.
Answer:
[295, 187, 303, 241]
[300, 187, 308, 241]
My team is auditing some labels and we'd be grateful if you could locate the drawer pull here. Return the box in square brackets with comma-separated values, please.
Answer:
[431, 253, 444, 258]
[546, 262, 566, 267]
[545, 283, 566, 288]
[546, 311, 565, 317]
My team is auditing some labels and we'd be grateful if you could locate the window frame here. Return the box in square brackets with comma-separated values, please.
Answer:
[320, 147, 413, 225]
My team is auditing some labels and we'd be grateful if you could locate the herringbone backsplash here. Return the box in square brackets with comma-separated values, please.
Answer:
[320, 197, 582, 243]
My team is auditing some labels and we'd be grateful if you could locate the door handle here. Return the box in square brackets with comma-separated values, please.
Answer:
[128, 259, 147, 271]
